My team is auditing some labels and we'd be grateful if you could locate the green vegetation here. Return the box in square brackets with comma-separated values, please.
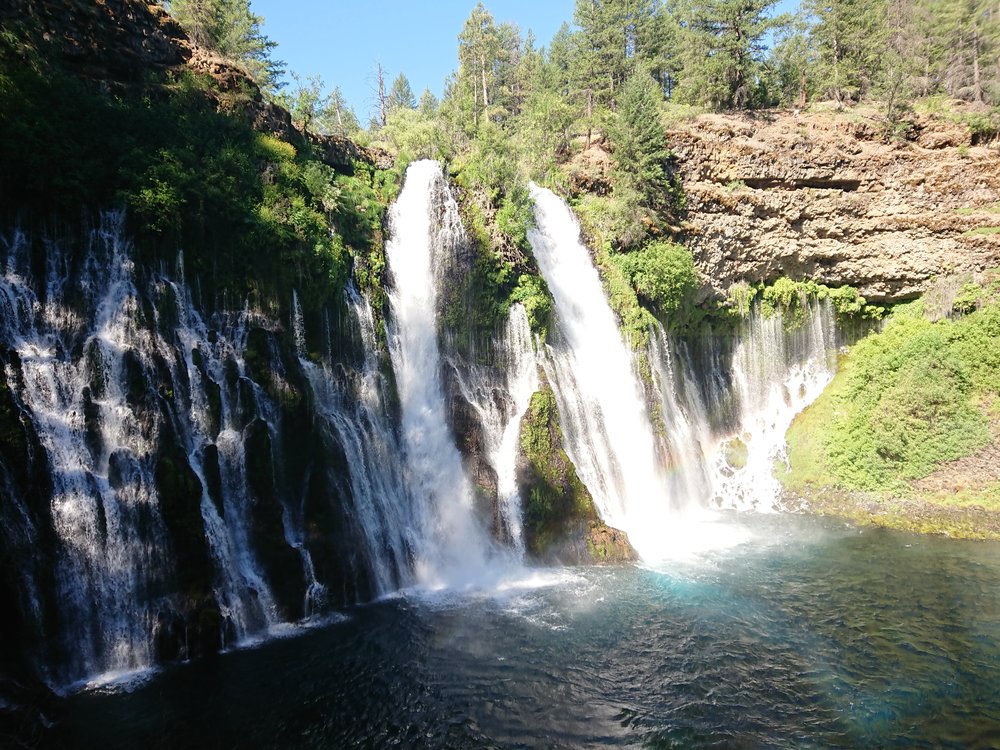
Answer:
[723, 437, 749, 470]
[784, 275, 1000, 497]
[509, 275, 553, 339]
[964, 226, 1000, 236]
[0, 14, 392, 326]
[955, 202, 1000, 215]
[781, 274, 1000, 538]
[519, 383, 598, 555]
[166, 0, 284, 93]
[727, 277, 885, 325]
[610, 240, 697, 317]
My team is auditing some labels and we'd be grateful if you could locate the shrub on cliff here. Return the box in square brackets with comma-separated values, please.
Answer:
[611, 240, 697, 318]
[786, 298, 999, 492]
[0, 22, 392, 320]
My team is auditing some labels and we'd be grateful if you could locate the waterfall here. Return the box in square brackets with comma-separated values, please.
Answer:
[444, 304, 539, 553]
[0, 206, 454, 687]
[0, 164, 850, 688]
[164, 280, 280, 645]
[383, 159, 497, 586]
[527, 186, 845, 560]
[0, 214, 173, 684]
[297, 285, 416, 596]
[527, 184, 675, 560]
[650, 300, 840, 512]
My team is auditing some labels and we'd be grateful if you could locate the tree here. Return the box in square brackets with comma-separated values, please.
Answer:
[458, 3, 502, 127]
[674, 0, 784, 109]
[320, 87, 361, 138]
[373, 61, 388, 127]
[418, 88, 440, 116]
[283, 73, 325, 132]
[769, 11, 816, 106]
[280, 75, 360, 137]
[166, 0, 284, 92]
[804, 0, 888, 103]
[386, 73, 416, 114]
[608, 66, 672, 208]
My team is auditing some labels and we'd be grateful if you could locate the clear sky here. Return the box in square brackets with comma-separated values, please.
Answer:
[252, 0, 800, 123]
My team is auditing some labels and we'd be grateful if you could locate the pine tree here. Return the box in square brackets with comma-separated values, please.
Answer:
[418, 88, 440, 116]
[386, 73, 416, 114]
[674, 0, 783, 109]
[608, 66, 671, 207]
[283, 72, 325, 131]
[769, 11, 816, 107]
[166, 0, 284, 92]
[458, 3, 501, 127]
[804, 0, 888, 103]
[320, 87, 360, 138]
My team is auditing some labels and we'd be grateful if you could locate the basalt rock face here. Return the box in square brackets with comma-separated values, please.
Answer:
[0, 0, 189, 83]
[669, 108, 1000, 302]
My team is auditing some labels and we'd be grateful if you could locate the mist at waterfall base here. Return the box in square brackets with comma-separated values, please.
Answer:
[5, 159, 1000, 746]
[59, 516, 1000, 749]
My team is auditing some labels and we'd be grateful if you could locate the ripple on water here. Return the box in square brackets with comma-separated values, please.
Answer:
[58, 514, 1000, 749]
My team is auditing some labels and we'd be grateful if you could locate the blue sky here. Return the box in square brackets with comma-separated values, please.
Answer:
[253, 0, 799, 122]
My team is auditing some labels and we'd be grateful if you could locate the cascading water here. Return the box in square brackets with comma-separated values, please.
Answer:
[649, 300, 840, 512]
[163, 278, 280, 644]
[383, 160, 497, 585]
[0, 167, 851, 691]
[444, 304, 538, 553]
[711, 300, 839, 510]
[527, 184, 675, 560]
[0, 214, 174, 684]
[294, 285, 416, 597]
[0, 206, 469, 687]
[527, 186, 846, 560]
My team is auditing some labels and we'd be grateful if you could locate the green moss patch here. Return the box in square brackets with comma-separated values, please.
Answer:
[518, 382, 599, 556]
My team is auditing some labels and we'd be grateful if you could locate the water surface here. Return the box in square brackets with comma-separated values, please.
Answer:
[59, 514, 1000, 749]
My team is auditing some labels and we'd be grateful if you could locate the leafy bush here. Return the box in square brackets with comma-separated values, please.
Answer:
[0, 24, 391, 324]
[509, 274, 552, 339]
[495, 182, 535, 253]
[372, 108, 451, 166]
[734, 277, 883, 325]
[610, 240, 697, 316]
[788, 302, 999, 492]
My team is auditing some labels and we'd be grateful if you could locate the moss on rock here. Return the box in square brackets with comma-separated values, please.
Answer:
[516, 378, 636, 564]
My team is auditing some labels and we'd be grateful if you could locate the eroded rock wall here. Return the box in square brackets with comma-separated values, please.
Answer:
[670, 109, 1000, 302]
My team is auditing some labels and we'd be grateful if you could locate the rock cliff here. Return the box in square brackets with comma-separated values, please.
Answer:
[669, 107, 1000, 302]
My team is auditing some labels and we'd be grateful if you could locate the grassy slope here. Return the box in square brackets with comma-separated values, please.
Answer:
[781, 282, 1000, 539]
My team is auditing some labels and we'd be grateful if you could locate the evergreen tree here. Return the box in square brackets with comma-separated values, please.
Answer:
[386, 73, 416, 114]
[167, 0, 284, 92]
[674, 0, 783, 109]
[608, 67, 671, 208]
[769, 11, 816, 106]
[320, 87, 361, 138]
[547, 22, 577, 98]
[804, 0, 888, 103]
[458, 3, 502, 127]
[418, 88, 440, 116]
[282, 72, 325, 131]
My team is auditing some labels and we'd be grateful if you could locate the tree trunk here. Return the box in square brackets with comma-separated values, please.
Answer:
[480, 53, 489, 115]
[376, 62, 387, 127]
[972, 28, 983, 104]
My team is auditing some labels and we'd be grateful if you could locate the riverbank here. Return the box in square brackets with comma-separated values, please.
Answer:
[780, 485, 1000, 541]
